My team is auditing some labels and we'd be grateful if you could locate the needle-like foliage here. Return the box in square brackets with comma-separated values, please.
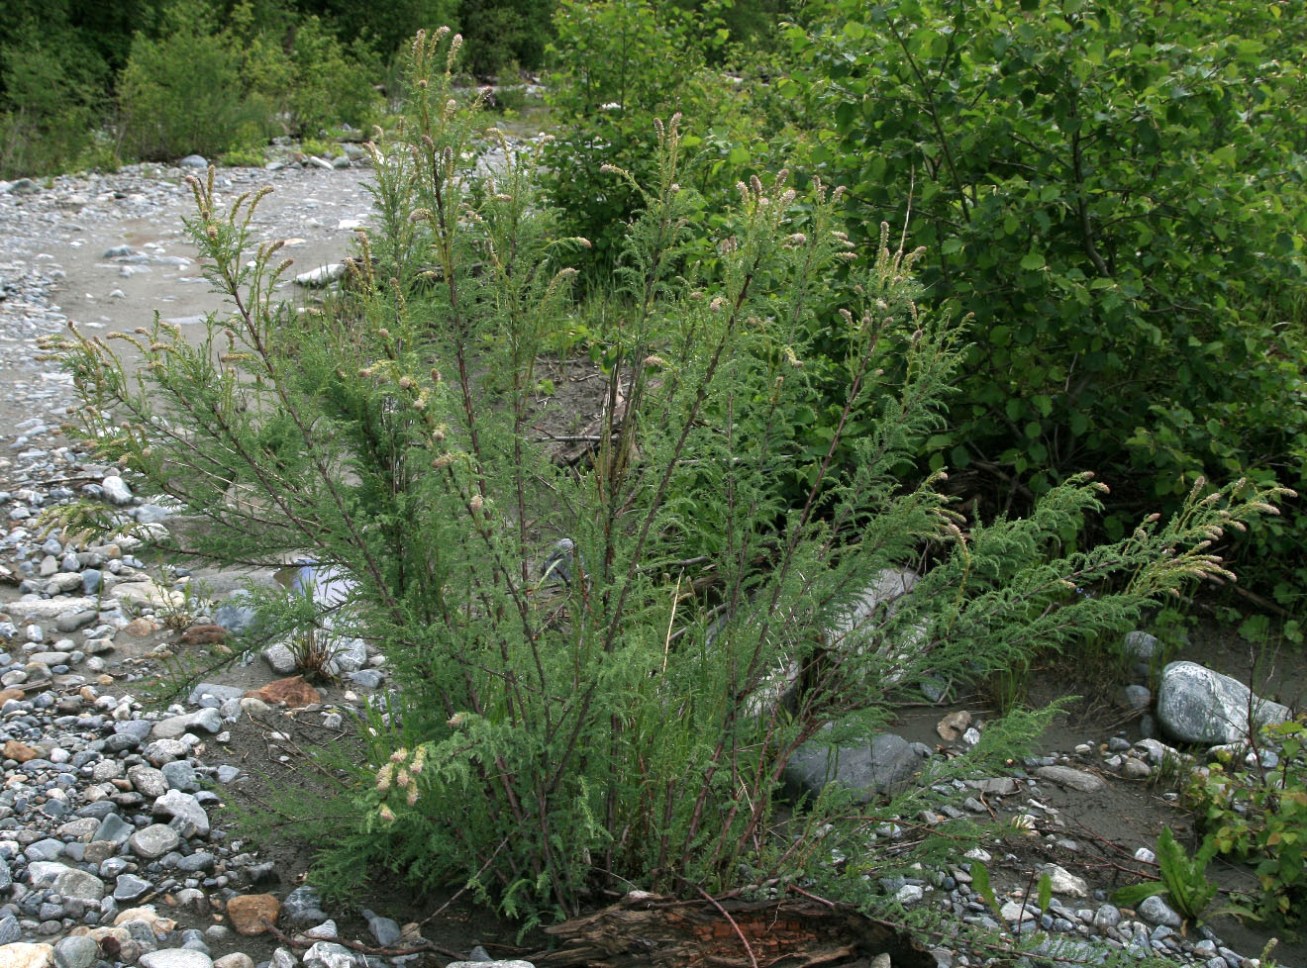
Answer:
[57, 28, 1293, 924]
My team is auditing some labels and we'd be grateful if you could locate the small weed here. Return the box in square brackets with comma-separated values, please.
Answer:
[1187, 720, 1307, 929]
[1113, 826, 1219, 923]
[221, 145, 268, 168]
[1147, 746, 1195, 795]
[984, 659, 1029, 716]
[299, 137, 335, 159]
[286, 623, 339, 681]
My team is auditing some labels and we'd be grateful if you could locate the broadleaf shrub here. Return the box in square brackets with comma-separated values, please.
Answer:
[1187, 720, 1307, 928]
[118, 0, 264, 160]
[59, 28, 1293, 922]
[785, 0, 1307, 607]
[544, 0, 809, 278]
[0, 19, 110, 177]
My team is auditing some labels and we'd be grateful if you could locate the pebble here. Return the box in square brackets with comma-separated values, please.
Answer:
[1138, 895, 1184, 928]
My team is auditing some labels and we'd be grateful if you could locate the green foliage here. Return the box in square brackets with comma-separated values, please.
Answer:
[117, 0, 381, 161]
[1188, 720, 1307, 928]
[543, 0, 701, 267]
[969, 860, 1001, 920]
[669, 0, 791, 55]
[1114, 826, 1219, 923]
[544, 0, 808, 275]
[59, 28, 1293, 923]
[284, 16, 381, 136]
[786, 0, 1307, 606]
[118, 0, 266, 160]
[0, 17, 111, 177]
[457, 0, 554, 76]
[219, 145, 270, 168]
[300, 0, 461, 63]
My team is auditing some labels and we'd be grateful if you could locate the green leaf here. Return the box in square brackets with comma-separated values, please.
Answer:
[971, 861, 1000, 916]
[1113, 881, 1167, 906]
[1019, 251, 1046, 271]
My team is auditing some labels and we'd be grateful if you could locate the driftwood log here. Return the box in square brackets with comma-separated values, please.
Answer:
[525, 891, 936, 968]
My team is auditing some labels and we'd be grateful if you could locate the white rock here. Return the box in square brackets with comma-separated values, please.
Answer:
[1041, 863, 1089, 897]
[0, 943, 55, 968]
[302, 942, 358, 968]
[1000, 899, 1038, 922]
[152, 789, 210, 837]
[109, 580, 185, 610]
[139, 949, 213, 968]
[262, 642, 298, 675]
[102, 476, 134, 505]
[151, 708, 223, 739]
[894, 884, 924, 905]
[1157, 661, 1290, 745]
[294, 264, 346, 287]
[4, 598, 97, 621]
[1034, 765, 1106, 793]
[825, 568, 919, 649]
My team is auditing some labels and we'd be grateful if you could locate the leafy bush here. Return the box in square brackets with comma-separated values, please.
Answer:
[543, 0, 702, 268]
[119, 0, 381, 161]
[118, 0, 266, 160]
[457, 0, 554, 76]
[311, 0, 462, 65]
[283, 16, 381, 137]
[544, 0, 809, 277]
[1187, 720, 1307, 928]
[785, 0, 1307, 607]
[0, 21, 110, 177]
[60, 29, 1292, 923]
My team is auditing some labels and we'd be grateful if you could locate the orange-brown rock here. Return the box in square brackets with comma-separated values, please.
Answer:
[0, 688, 27, 705]
[123, 617, 160, 637]
[243, 676, 321, 708]
[180, 624, 228, 646]
[3, 740, 40, 762]
[226, 893, 281, 936]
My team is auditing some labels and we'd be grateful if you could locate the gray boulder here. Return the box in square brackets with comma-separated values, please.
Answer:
[152, 789, 211, 837]
[325, 637, 368, 674]
[783, 730, 927, 803]
[1156, 661, 1290, 745]
[215, 591, 259, 634]
[281, 885, 329, 925]
[152, 707, 223, 739]
[52, 866, 106, 901]
[1123, 631, 1160, 663]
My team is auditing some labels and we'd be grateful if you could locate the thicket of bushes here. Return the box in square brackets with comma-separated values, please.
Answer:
[0, 0, 789, 178]
[0, 0, 554, 176]
[59, 27, 1294, 926]
[542, 0, 1307, 615]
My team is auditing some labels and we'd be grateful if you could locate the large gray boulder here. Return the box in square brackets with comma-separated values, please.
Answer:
[783, 730, 928, 803]
[1156, 661, 1290, 745]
